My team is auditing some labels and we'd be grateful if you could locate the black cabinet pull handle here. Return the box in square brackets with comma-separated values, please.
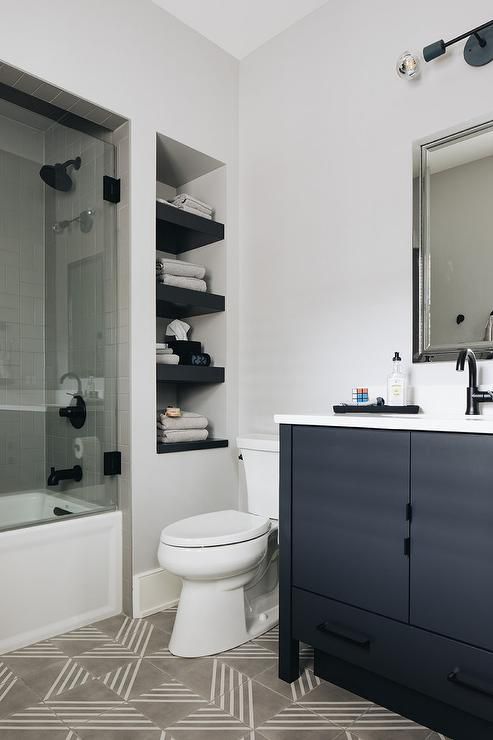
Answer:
[316, 621, 371, 648]
[448, 668, 493, 698]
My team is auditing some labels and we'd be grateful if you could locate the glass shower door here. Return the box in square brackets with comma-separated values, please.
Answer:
[44, 124, 118, 512]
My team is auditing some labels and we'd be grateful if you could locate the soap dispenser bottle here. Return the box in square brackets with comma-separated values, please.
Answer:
[387, 352, 407, 406]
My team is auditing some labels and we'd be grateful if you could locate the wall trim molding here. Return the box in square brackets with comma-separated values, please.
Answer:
[133, 567, 181, 618]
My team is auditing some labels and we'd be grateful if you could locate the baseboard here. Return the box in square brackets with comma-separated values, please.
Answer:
[133, 567, 181, 617]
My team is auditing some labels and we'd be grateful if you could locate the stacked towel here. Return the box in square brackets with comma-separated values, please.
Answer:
[171, 194, 215, 220]
[157, 411, 209, 445]
[156, 343, 179, 365]
[156, 257, 207, 292]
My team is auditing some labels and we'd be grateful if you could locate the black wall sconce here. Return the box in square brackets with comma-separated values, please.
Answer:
[424, 19, 493, 66]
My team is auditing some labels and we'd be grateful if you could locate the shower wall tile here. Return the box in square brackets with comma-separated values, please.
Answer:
[0, 132, 46, 496]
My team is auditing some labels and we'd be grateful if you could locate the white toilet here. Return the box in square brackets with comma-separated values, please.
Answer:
[158, 434, 279, 657]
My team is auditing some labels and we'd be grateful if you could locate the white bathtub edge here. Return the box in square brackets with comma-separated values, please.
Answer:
[0, 510, 122, 655]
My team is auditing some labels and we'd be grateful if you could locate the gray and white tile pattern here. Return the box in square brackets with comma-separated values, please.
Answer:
[0, 608, 453, 739]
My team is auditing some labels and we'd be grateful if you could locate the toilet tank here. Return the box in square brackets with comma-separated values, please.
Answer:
[237, 435, 279, 520]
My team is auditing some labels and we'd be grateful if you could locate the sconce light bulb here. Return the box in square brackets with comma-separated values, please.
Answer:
[396, 50, 421, 80]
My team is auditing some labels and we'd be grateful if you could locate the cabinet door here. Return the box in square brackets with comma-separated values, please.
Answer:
[292, 426, 410, 621]
[411, 432, 493, 651]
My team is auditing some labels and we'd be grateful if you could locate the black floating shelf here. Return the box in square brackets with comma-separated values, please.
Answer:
[157, 438, 229, 454]
[156, 201, 224, 253]
[156, 283, 225, 318]
[156, 364, 225, 384]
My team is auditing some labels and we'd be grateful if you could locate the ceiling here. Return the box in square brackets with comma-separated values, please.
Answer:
[151, 0, 329, 59]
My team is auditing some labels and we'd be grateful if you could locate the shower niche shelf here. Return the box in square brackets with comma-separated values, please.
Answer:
[156, 200, 224, 253]
[156, 283, 225, 318]
[155, 132, 228, 454]
[156, 365, 224, 384]
[157, 438, 229, 454]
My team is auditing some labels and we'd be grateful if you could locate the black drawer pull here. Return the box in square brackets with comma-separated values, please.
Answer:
[317, 621, 371, 648]
[448, 668, 493, 698]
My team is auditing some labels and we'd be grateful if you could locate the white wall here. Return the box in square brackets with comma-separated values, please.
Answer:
[239, 0, 493, 433]
[0, 0, 239, 582]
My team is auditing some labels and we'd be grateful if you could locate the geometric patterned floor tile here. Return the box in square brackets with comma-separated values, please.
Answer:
[72, 646, 139, 682]
[100, 659, 168, 701]
[217, 676, 291, 729]
[0, 676, 40, 721]
[297, 682, 373, 728]
[42, 658, 94, 700]
[254, 665, 321, 702]
[0, 703, 69, 732]
[144, 609, 177, 636]
[72, 705, 166, 738]
[45, 679, 125, 725]
[165, 703, 250, 738]
[159, 657, 250, 703]
[0, 663, 18, 689]
[255, 704, 343, 738]
[52, 626, 111, 657]
[131, 677, 208, 729]
[347, 704, 432, 738]
[218, 643, 278, 680]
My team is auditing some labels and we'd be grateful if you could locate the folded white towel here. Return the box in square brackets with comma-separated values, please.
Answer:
[181, 205, 212, 220]
[156, 354, 180, 365]
[156, 348, 173, 354]
[158, 429, 209, 444]
[158, 274, 207, 292]
[157, 411, 208, 430]
[156, 258, 206, 280]
[173, 193, 213, 212]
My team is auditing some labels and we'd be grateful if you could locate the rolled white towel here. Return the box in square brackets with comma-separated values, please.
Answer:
[157, 411, 208, 430]
[158, 429, 209, 444]
[156, 258, 206, 280]
[159, 274, 207, 292]
[156, 354, 180, 365]
[173, 193, 213, 212]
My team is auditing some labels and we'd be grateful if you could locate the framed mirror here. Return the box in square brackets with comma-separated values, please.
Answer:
[413, 117, 493, 362]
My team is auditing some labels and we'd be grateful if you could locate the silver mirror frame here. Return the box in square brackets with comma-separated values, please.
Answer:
[413, 115, 493, 362]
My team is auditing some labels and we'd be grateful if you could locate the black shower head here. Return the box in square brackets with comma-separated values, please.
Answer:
[40, 156, 82, 192]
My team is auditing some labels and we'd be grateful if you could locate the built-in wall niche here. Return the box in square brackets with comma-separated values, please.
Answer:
[155, 133, 227, 453]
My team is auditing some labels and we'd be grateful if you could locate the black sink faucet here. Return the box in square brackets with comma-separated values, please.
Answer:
[47, 465, 83, 486]
[456, 348, 493, 415]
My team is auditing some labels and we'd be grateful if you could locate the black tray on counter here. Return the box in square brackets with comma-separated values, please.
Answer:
[333, 404, 420, 414]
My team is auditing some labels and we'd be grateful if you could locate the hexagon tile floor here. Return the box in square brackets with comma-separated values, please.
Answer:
[0, 607, 451, 739]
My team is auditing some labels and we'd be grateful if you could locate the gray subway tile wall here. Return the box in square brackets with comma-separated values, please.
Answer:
[0, 121, 45, 494]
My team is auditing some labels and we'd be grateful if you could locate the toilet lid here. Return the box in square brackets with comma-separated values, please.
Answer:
[160, 509, 271, 547]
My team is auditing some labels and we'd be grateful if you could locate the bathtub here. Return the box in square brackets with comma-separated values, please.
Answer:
[0, 489, 103, 531]
[0, 490, 121, 654]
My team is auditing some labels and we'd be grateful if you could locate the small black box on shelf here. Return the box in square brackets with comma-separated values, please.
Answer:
[165, 338, 202, 354]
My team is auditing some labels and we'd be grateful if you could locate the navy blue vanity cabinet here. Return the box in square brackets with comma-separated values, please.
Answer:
[291, 426, 410, 621]
[280, 424, 493, 740]
[410, 431, 493, 652]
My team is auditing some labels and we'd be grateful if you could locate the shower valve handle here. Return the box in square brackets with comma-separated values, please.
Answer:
[59, 394, 87, 430]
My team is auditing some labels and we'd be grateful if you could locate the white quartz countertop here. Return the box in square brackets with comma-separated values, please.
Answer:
[274, 413, 493, 434]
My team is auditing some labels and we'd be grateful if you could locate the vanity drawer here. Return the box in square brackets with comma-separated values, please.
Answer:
[292, 588, 413, 687]
[293, 588, 493, 723]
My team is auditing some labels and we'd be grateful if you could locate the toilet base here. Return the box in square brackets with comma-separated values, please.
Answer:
[169, 576, 278, 657]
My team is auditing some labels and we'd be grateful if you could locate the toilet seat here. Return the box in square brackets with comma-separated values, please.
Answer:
[160, 509, 271, 548]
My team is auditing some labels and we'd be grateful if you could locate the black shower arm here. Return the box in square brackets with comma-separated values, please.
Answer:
[428, 19, 493, 57]
[62, 158, 80, 168]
